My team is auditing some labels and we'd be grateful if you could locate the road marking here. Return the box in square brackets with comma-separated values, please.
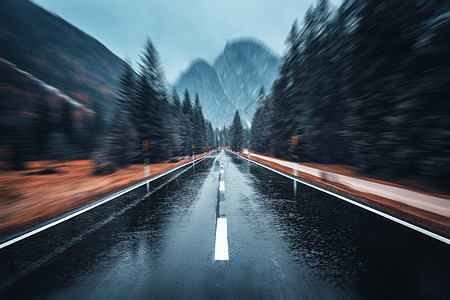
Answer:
[220, 169, 224, 174]
[228, 151, 450, 245]
[0, 152, 217, 250]
[219, 180, 225, 191]
[215, 218, 229, 260]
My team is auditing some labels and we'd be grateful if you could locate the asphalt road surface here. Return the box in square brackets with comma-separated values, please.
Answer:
[1, 150, 449, 299]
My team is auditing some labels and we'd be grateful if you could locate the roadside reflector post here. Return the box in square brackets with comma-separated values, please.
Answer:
[143, 140, 150, 193]
[292, 136, 299, 162]
[293, 180, 297, 197]
[145, 159, 150, 193]
[143, 140, 150, 177]
[144, 159, 150, 176]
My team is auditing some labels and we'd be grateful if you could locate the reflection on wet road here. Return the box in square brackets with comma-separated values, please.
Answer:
[1, 150, 449, 299]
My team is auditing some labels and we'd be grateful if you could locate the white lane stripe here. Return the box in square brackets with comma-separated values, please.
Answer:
[215, 218, 229, 260]
[219, 181, 225, 191]
[0, 152, 217, 250]
[228, 151, 450, 245]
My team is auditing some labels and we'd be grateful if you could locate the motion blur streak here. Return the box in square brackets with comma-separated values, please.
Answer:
[0, 0, 449, 298]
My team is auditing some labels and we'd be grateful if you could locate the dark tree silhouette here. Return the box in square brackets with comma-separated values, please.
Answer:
[61, 100, 74, 144]
[229, 110, 244, 152]
[181, 89, 194, 155]
[250, 0, 450, 192]
[32, 97, 51, 158]
[106, 61, 139, 168]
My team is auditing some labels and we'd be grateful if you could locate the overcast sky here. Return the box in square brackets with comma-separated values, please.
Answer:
[34, 0, 341, 83]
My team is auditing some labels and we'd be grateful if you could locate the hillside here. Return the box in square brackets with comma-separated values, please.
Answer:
[0, 0, 124, 113]
[175, 59, 235, 128]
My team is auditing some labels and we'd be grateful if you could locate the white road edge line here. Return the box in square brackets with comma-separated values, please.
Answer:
[0, 152, 216, 250]
[215, 218, 229, 260]
[219, 180, 225, 191]
[229, 151, 450, 245]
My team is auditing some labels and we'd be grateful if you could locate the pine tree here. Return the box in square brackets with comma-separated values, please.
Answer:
[249, 0, 450, 192]
[92, 101, 105, 148]
[10, 124, 25, 170]
[134, 73, 151, 143]
[61, 100, 74, 144]
[193, 93, 206, 153]
[171, 87, 181, 113]
[182, 89, 193, 115]
[79, 111, 94, 154]
[106, 112, 138, 168]
[32, 97, 51, 159]
[205, 121, 215, 151]
[134, 38, 171, 161]
[170, 88, 183, 156]
[250, 87, 268, 153]
[181, 89, 194, 155]
[106, 60, 139, 169]
[117, 59, 135, 102]
[229, 110, 244, 152]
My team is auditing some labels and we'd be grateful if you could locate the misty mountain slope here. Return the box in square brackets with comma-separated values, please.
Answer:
[0, 0, 124, 113]
[1, 58, 90, 111]
[214, 38, 280, 125]
[175, 59, 235, 128]
[175, 38, 280, 128]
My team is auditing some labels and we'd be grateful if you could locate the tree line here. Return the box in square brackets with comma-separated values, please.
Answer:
[0, 59, 105, 170]
[96, 39, 219, 173]
[250, 0, 450, 192]
[1, 38, 220, 173]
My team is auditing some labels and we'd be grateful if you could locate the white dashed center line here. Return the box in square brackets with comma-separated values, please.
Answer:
[214, 218, 229, 260]
[219, 180, 225, 191]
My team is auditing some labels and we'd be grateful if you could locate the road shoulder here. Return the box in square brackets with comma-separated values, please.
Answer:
[234, 150, 450, 238]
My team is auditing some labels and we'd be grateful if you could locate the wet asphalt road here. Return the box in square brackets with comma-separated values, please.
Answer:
[0, 150, 449, 299]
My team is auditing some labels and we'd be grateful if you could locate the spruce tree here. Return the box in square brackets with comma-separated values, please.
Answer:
[32, 97, 51, 159]
[181, 89, 194, 155]
[250, 87, 269, 153]
[193, 93, 206, 153]
[134, 38, 171, 161]
[107, 60, 139, 168]
[171, 87, 181, 113]
[182, 89, 192, 115]
[170, 88, 183, 156]
[61, 100, 74, 145]
[229, 110, 244, 152]
[248, 0, 450, 192]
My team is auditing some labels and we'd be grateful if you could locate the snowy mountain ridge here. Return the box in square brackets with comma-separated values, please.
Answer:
[0, 58, 93, 114]
[175, 38, 280, 128]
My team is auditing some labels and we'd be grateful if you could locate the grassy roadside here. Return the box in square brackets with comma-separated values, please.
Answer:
[233, 150, 450, 237]
[0, 151, 213, 238]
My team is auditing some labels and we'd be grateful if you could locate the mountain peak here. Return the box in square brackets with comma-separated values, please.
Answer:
[189, 58, 214, 72]
[177, 58, 216, 83]
[213, 37, 281, 124]
[175, 37, 280, 128]
[175, 57, 235, 128]
[222, 37, 278, 58]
